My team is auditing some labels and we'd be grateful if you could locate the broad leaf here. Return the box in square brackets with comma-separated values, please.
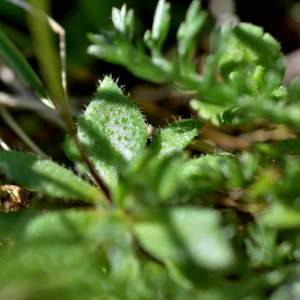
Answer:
[76, 77, 148, 186]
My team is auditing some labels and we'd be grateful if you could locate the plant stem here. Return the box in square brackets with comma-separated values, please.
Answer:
[71, 132, 112, 204]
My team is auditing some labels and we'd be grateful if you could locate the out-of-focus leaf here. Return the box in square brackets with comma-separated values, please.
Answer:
[259, 202, 300, 229]
[190, 100, 223, 125]
[179, 154, 249, 197]
[150, 0, 171, 54]
[0, 151, 104, 204]
[112, 4, 134, 42]
[134, 207, 234, 270]
[20, 210, 145, 299]
[219, 23, 285, 82]
[150, 119, 204, 158]
[130, 155, 184, 204]
[177, 0, 207, 75]
[0, 27, 55, 109]
[274, 139, 300, 155]
[0, 210, 41, 238]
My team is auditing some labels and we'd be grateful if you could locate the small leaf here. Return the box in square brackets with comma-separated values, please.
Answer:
[272, 86, 287, 101]
[0, 151, 104, 204]
[126, 9, 135, 41]
[177, 0, 207, 75]
[112, 7, 123, 33]
[179, 154, 250, 199]
[190, 99, 223, 125]
[0, 28, 56, 109]
[150, 119, 204, 158]
[151, 0, 171, 52]
[77, 77, 148, 186]
[220, 105, 251, 126]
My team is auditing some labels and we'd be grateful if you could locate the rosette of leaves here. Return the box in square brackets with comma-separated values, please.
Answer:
[0, 77, 242, 299]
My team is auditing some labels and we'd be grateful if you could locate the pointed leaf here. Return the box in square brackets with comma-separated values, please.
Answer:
[150, 119, 204, 158]
[77, 77, 148, 186]
[177, 1, 207, 74]
[0, 151, 104, 204]
[151, 0, 171, 51]
[0, 28, 56, 109]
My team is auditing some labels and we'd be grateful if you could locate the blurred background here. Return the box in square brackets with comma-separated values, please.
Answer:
[1, 0, 300, 163]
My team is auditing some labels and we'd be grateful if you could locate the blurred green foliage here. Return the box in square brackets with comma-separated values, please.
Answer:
[3, 0, 300, 299]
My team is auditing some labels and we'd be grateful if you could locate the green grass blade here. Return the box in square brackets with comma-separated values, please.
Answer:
[0, 27, 56, 109]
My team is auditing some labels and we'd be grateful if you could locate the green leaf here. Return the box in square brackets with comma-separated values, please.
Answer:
[0, 210, 146, 300]
[220, 105, 251, 126]
[112, 4, 135, 42]
[77, 77, 148, 186]
[0, 27, 56, 109]
[178, 155, 225, 199]
[190, 99, 223, 125]
[25, 210, 104, 243]
[0, 210, 41, 238]
[150, 119, 204, 158]
[151, 0, 171, 53]
[28, 211, 143, 297]
[177, 0, 207, 75]
[131, 155, 184, 204]
[179, 153, 252, 199]
[134, 207, 235, 270]
[259, 202, 300, 229]
[0, 151, 104, 204]
[112, 6, 123, 33]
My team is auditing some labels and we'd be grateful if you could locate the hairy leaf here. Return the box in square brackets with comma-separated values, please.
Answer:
[0, 151, 104, 204]
[76, 77, 148, 186]
[150, 119, 204, 158]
